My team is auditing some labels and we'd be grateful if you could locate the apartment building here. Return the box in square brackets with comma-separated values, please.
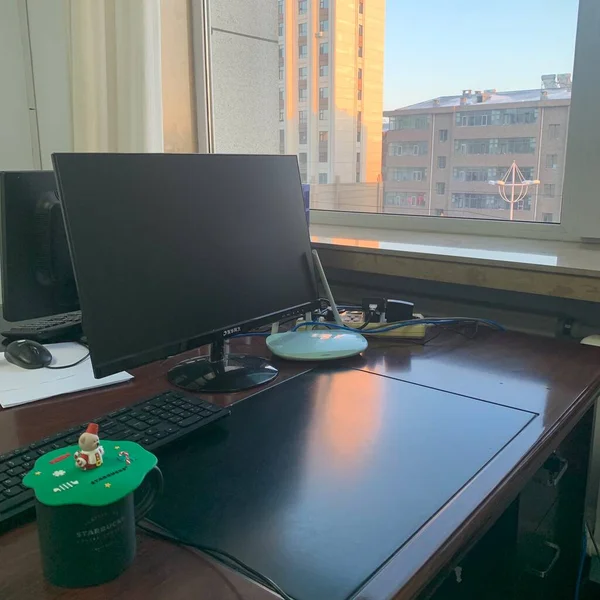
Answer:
[383, 75, 572, 223]
[278, 0, 384, 185]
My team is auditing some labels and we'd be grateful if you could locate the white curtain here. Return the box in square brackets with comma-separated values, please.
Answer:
[68, 0, 164, 152]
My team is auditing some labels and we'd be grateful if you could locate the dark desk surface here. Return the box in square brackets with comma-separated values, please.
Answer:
[1, 331, 600, 600]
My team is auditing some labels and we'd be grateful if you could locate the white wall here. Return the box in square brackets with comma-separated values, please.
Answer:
[0, 0, 72, 172]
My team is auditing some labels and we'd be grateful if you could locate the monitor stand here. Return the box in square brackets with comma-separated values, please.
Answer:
[166, 335, 278, 393]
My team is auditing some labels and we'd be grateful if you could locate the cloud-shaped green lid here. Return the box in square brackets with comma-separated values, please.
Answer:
[23, 441, 157, 507]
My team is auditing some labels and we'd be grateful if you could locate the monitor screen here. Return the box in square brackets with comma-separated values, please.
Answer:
[0, 171, 79, 322]
[52, 153, 319, 378]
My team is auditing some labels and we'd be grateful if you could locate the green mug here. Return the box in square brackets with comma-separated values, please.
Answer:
[23, 439, 162, 588]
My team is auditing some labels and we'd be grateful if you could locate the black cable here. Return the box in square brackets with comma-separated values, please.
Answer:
[138, 521, 295, 600]
[358, 311, 373, 330]
[45, 344, 91, 370]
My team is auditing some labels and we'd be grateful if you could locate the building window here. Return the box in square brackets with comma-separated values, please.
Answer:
[299, 67, 307, 80]
[299, 110, 308, 124]
[319, 109, 328, 120]
[319, 87, 329, 99]
[384, 193, 427, 207]
[320, 43, 329, 55]
[356, 151, 361, 164]
[279, 45, 284, 59]
[388, 115, 430, 130]
[279, 67, 284, 80]
[358, 89, 362, 101]
[319, 150, 328, 163]
[439, 129, 448, 142]
[299, 44, 307, 58]
[298, 23, 307, 36]
[357, 130, 361, 142]
[299, 88, 307, 101]
[320, 0, 328, 7]
[359, 0, 364, 13]
[436, 183, 445, 195]
[413, 171, 423, 181]
[452, 193, 531, 211]
[279, 89, 284, 102]
[452, 166, 535, 182]
[319, 65, 329, 77]
[546, 154, 558, 168]
[298, 152, 307, 165]
[356, 172, 361, 183]
[358, 68, 363, 80]
[298, 0, 307, 14]
[548, 124, 560, 139]
[278, 22, 284, 36]
[544, 184, 556, 197]
[358, 46, 363, 58]
[438, 156, 447, 169]
[454, 138, 536, 155]
[359, 24, 363, 36]
[278, 0, 284, 14]
[279, 130, 285, 154]
[279, 110, 284, 122]
[388, 168, 427, 182]
[542, 212, 554, 223]
[388, 142, 428, 156]
[319, 131, 328, 142]
[299, 130, 307, 144]
[320, 20, 328, 32]
[319, 173, 328, 184]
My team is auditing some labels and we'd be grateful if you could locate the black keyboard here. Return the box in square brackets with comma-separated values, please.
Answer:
[1, 311, 83, 343]
[0, 390, 230, 533]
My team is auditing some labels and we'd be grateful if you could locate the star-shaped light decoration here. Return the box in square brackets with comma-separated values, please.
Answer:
[114, 446, 120, 450]
[52, 470, 66, 477]
[34, 471, 42, 476]
[104, 483, 112, 488]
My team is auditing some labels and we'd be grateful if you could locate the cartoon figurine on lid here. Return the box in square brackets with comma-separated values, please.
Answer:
[74, 423, 104, 470]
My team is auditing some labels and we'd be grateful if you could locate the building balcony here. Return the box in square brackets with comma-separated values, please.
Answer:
[385, 129, 432, 142]
[384, 154, 429, 168]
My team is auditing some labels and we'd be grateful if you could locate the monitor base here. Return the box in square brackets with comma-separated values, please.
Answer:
[167, 354, 278, 393]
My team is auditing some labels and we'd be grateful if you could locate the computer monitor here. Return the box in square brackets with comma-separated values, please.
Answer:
[0, 171, 79, 322]
[52, 153, 320, 393]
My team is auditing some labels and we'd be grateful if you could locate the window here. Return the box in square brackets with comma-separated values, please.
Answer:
[299, 44, 307, 58]
[319, 87, 329, 99]
[452, 166, 535, 182]
[436, 183, 445, 195]
[278, 0, 284, 15]
[357, 130, 361, 142]
[298, 0, 307, 15]
[279, 67, 284, 80]
[437, 156, 447, 169]
[278, 22, 284, 37]
[389, 115, 430, 130]
[389, 142, 428, 156]
[319, 149, 328, 162]
[279, 110, 284, 122]
[413, 171, 423, 181]
[358, 46, 363, 58]
[357, 152, 361, 164]
[454, 138, 536, 155]
[279, 130, 285, 154]
[388, 168, 427, 181]
[299, 88, 307, 101]
[544, 184, 556, 197]
[546, 154, 558, 169]
[384, 193, 427, 207]
[320, 43, 329, 55]
[279, 89, 284, 102]
[320, 0, 328, 7]
[359, 25, 363, 36]
[359, 0, 364, 13]
[320, 20, 328, 32]
[439, 129, 448, 142]
[298, 152, 307, 165]
[299, 67, 307, 80]
[319, 109, 328, 120]
[358, 68, 363, 80]
[299, 110, 308, 124]
[279, 45, 284, 59]
[319, 65, 329, 77]
[319, 173, 328, 184]
[542, 212, 554, 223]
[452, 193, 531, 211]
[298, 23, 307, 36]
[319, 131, 328, 142]
[358, 89, 362, 101]
[299, 130, 307, 144]
[548, 124, 560, 139]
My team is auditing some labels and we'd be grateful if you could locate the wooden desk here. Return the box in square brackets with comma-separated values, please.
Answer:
[1, 332, 600, 600]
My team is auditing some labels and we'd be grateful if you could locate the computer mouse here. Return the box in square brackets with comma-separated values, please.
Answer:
[581, 334, 600, 347]
[5, 340, 53, 369]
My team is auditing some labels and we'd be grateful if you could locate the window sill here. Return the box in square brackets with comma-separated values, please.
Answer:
[310, 224, 600, 302]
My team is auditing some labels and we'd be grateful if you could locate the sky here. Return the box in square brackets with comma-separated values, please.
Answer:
[383, 0, 579, 110]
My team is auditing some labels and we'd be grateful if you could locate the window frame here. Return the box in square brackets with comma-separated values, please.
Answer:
[191, 0, 598, 242]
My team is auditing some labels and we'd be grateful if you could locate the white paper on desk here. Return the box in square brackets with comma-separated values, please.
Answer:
[0, 342, 133, 408]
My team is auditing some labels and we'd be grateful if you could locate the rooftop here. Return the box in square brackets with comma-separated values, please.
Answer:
[386, 87, 572, 114]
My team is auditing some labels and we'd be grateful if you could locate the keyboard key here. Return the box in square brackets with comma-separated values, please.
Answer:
[117, 415, 130, 423]
[0, 464, 8, 475]
[179, 415, 201, 428]
[22, 454, 34, 463]
[145, 428, 158, 436]
[168, 415, 183, 423]
[21, 463, 32, 472]
[0, 491, 32, 513]
[147, 417, 160, 426]
[127, 421, 146, 431]
[130, 433, 144, 442]
[140, 437, 155, 447]
[65, 437, 78, 445]
[4, 487, 24, 498]
[7, 467, 25, 477]
[6, 458, 23, 469]
[2, 479, 17, 489]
